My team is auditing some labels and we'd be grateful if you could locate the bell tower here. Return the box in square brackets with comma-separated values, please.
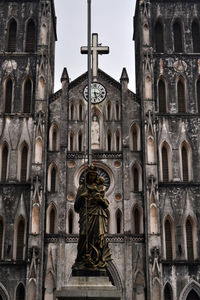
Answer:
[0, 0, 56, 299]
[134, 0, 200, 299]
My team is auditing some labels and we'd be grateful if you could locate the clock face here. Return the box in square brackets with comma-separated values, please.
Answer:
[84, 82, 107, 104]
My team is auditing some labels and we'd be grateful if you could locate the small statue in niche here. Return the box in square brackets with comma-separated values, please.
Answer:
[91, 114, 100, 149]
[72, 165, 111, 274]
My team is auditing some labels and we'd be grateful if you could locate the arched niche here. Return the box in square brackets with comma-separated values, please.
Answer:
[145, 76, 152, 99]
[35, 138, 42, 163]
[38, 77, 45, 99]
[150, 205, 158, 234]
[32, 205, 39, 234]
[147, 137, 155, 163]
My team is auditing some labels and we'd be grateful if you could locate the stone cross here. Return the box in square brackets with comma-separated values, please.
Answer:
[81, 33, 109, 81]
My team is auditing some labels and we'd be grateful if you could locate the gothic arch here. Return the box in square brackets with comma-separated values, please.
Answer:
[41, 23, 47, 45]
[145, 75, 152, 99]
[158, 76, 167, 113]
[116, 209, 122, 234]
[173, 18, 184, 53]
[49, 123, 59, 151]
[32, 204, 40, 235]
[0, 142, 9, 181]
[150, 204, 159, 234]
[107, 261, 123, 291]
[15, 282, 25, 300]
[159, 141, 172, 182]
[18, 141, 29, 182]
[38, 76, 45, 99]
[147, 136, 155, 163]
[78, 101, 83, 121]
[46, 203, 58, 234]
[154, 18, 165, 53]
[107, 130, 112, 151]
[78, 131, 83, 152]
[115, 102, 120, 121]
[107, 101, 112, 120]
[69, 131, 74, 151]
[179, 280, 200, 300]
[67, 209, 74, 234]
[115, 129, 120, 151]
[27, 279, 36, 300]
[132, 205, 143, 234]
[131, 161, 142, 192]
[192, 19, 200, 53]
[48, 163, 58, 192]
[184, 215, 197, 260]
[163, 282, 173, 300]
[22, 77, 32, 113]
[69, 102, 75, 120]
[7, 18, 17, 52]
[25, 18, 36, 52]
[35, 138, 42, 163]
[177, 76, 186, 113]
[163, 215, 175, 260]
[130, 123, 140, 151]
[179, 141, 192, 182]
[4, 77, 14, 113]
[13, 215, 26, 260]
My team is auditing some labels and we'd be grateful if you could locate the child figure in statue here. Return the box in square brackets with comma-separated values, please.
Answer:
[72, 165, 111, 273]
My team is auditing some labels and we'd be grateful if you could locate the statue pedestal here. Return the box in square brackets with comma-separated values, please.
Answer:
[55, 276, 121, 300]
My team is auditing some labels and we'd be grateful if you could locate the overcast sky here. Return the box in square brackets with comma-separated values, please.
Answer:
[54, 0, 136, 92]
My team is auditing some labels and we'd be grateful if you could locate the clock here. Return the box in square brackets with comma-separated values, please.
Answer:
[83, 82, 107, 104]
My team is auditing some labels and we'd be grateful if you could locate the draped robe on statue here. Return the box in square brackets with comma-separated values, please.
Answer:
[73, 167, 111, 272]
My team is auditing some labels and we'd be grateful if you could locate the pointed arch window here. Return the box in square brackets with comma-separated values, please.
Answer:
[107, 132, 112, 151]
[186, 290, 199, 300]
[131, 125, 138, 151]
[68, 210, 73, 234]
[116, 102, 120, 120]
[5, 78, 13, 113]
[134, 207, 140, 234]
[78, 132, 82, 152]
[173, 20, 183, 53]
[20, 144, 28, 181]
[162, 145, 169, 182]
[186, 218, 194, 260]
[1, 144, 8, 181]
[158, 78, 167, 113]
[177, 78, 186, 113]
[50, 167, 56, 192]
[155, 20, 164, 52]
[165, 219, 173, 260]
[182, 145, 189, 182]
[25, 19, 36, 52]
[23, 79, 32, 113]
[192, 20, 200, 53]
[7, 19, 17, 52]
[16, 219, 25, 260]
[70, 132, 74, 151]
[52, 128, 57, 151]
[50, 208, 55, 234]
[133, 166, 139, 192]
[116, 130, 120, 151]
[0, 219, 4, 259]
[16, 283, 25, 300]
[164, 283, 173, 300]
[116, 210, 122, 234]
[70, 103, 74, 120]
[107, 102, 111, 121]
[79, 102, 83, 121]
[197, 78, 200, 113]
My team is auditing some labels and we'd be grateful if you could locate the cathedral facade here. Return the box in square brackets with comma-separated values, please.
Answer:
[0, 0, 200, 299]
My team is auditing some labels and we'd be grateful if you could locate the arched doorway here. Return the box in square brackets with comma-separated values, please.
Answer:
[186, 290, 200, 300]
